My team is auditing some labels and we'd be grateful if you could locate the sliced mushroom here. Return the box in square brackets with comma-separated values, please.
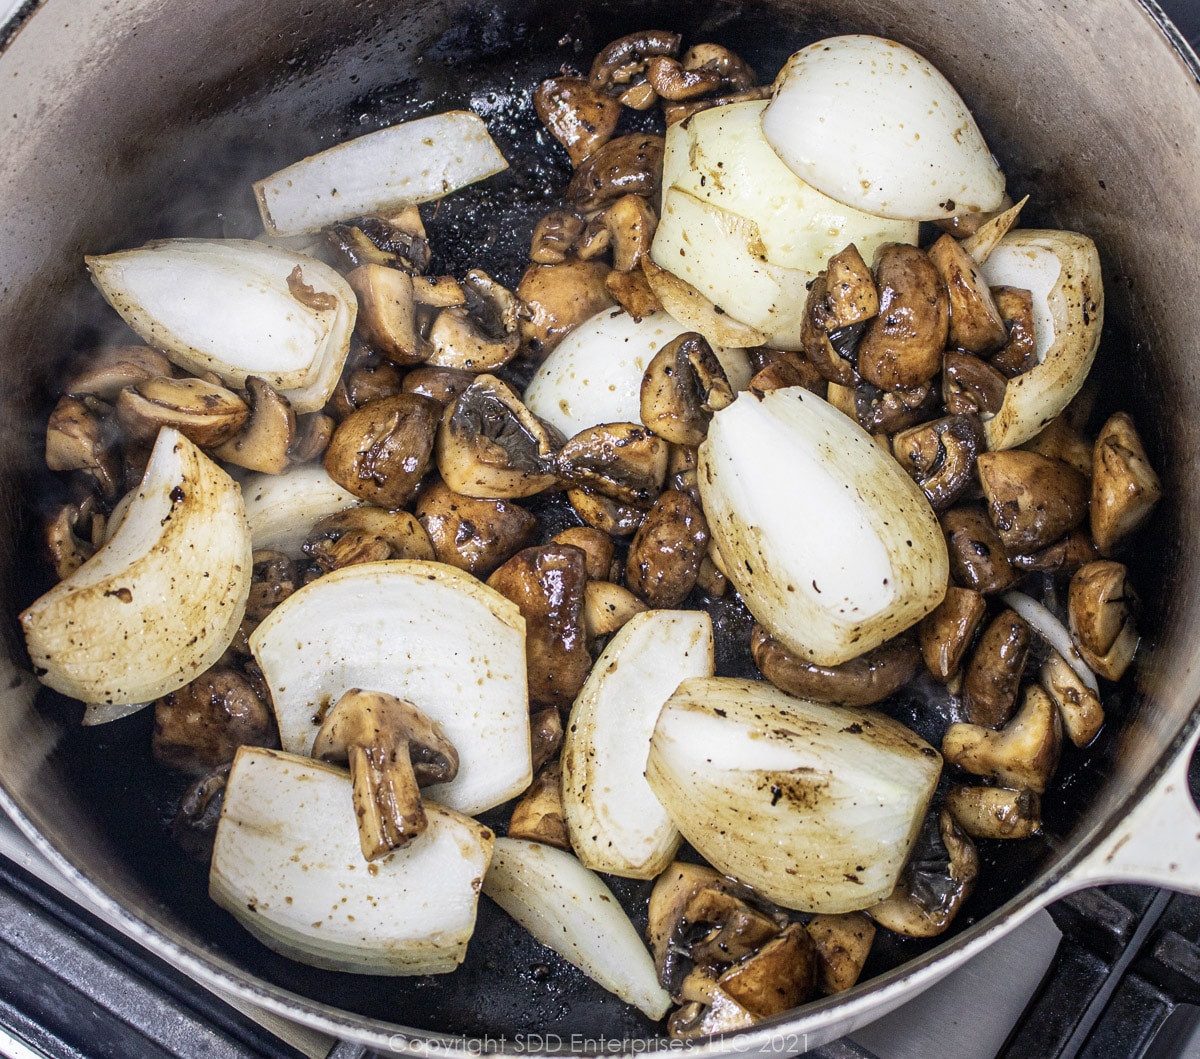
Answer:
[426, 270, 520, 372]
[856, 244, 949, 392]
[566, 486, 646, 537]
[412, 274, 467, 308]
[668, 971, 758, 1039]
[645, 55, 723, 101]
[346, 263, 423, 365]
[942, 351, 1008, 418]
[603, 194, 659, 273]
[415, 478, 539, 578]
[530, 210, 587, 265]
[918, 586, 987, 683]
[507, 760, 570, 850]
[1090, 411, 1162, 556]
[436, 374, 559, 499]
[324, 214, 431, 274]
[661, 86, 772, 127]
[941, 505, 1017, 594]
[211, 376, 296, 475]
[942, 684, 1062, 793]
[961, 608, 1030, 728]
[1040, 650, 1104, 747]
[152, 666, 278, 774]
[45, 395, 124, 498]
[1068, 560, 1139, 682]
[867, 810, 979, 937]
[311, 688, 459, 861]
[647, 861, 726, 984]
[323, 393, 441, 507]
[990, 285, 1039, 378]
[43, 503, 97, 581]
[556, 422, 668, 507]
[945, 784, 1041, 840]
[625, 489, 709, 608]
[66, 344, 176, 399]
[582, 579, 648, 643]
[892, 414, 985, 512]
[517, 259, 616, 359]
[244, 550, 298, 621]
[401, 365, 476, 407]
[751, 625, 921, 707]
[589, 30, 682, 96]
[640, 331, 735, 447]
[529, 707, 564, 773]
[304, 507, 434, 572]
[806, 913, 876, 995]
[977, 449, 1089, 553]
[171, 764, 230, 861]
[487, 544, 592, 709]
[533, 77, 622, 167]
[551, 525, 616, 581]
[927, 232, 1008, 355]
[566, 134, 665, 214]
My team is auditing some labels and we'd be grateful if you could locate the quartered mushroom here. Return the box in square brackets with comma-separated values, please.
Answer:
[426, 270, 521, 373]
[747, 350, 828, 399]
[942, 351, 1008, 418]
[680, 42, 758, 92]
[556, 422, 669, 507]
[507, 760, 570, 850]
[709, 924, 817, 1022]
[311, 688, 460, 861]
[960, 608, 1031, 729]
[1023, 415, 1094, 478]
[534, 77, 622, 167]
[212, 377, 296, 475]
[551, 526, 616, 582]
[566, 134, 665, 214]
[1090, 411, 1162, 556]
[65, 344, 176, 399]
[582, 580, 648, 643]
[940, 505, 1017, 594]
[530, 210, 586, 265]
[516, 258, 616, 359]
[328, 356, 406, 421]
[1009, 526, 1098, 576]
[324, 211, 431, 274]
[602, 194, 659, 273]
[918, 586, 987, 683]
[436, 374, 560, 499]
[566, 486, 646, 537]
[867, 810, 979, 937]
[800, 243, 878, 386]
[1068, 560, 1140, 682]
[751, 625, 921, 707]
[640, 331, 735, 447]
[303, 507, 434, 572]
[45, 395, 124, 499]
[945, 785, 1041, 840]
[926, 232, 1007, 355]
[852, 380, 941, 435]
[290, 412, 335, 463]
[942, 683, 1062, 793]
[977, 449, 1090, 553]
[415, 478, 539, 578]
[624, 489, 709, 608]
[605, 266, 663, 320]
[346, 264, 424, 365]
[1041, 650, 1105, 746]
[892, 414, 985, 511]
[990, 285, 1040, 378]
[806, 913, 876, 995]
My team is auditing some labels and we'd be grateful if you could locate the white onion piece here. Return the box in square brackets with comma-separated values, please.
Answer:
[87, 239, 356, 411]
[562, 610, 713, 879]
[523, 309, 751, 438]
[978, 230, 1103, 450]
[211, 747, 494, 974]
[762, 36, 1006, 221]
[81, 701, 150, 726]
[241, 463, 364, 557]
[1002, 590, 1099, 692]
[249, 560, 530, 815]
[646, 677, 941, 913]
[699, 387, 947, 665]
[650, 188, 810, 349]
[22, 428, 252, 706]
[254, 111, 509, 236]
[483, 838, 671, 1019]
[662, 99, 917, 271]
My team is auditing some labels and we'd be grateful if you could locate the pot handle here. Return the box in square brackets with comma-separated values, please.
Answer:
[1063, 717, 1200, 893]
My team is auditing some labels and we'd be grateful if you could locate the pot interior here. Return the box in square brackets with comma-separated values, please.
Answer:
[0, 0, 1197, 1043]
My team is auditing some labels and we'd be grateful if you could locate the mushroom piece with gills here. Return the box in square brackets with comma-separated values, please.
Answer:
[588, 30, 682, 102]
[65, 344, 176, 399]
[402, 366, 476, 407]
[507, 761, 570, 850]
[566, 134, 665, 214]
[211, 377, 296, 475]
[942, 684, 1062, 794]
[567, 486, 646, 538]
[940, 505, 1017, 595]
[960, 608, 1031, 729]
[945, 784, 1041, 840]
[751, 625, 921, 707]
[115, 376, 251, 450]
[977, 449, 1090, 553]
[312, 688, 459, 861]
[926, 232, 1008, 355]
[435, 374, 559, 499]
[43, 503, 97, 581]
[45, 395, 124, 499]
[325, 212, 431, 275]
[346, 264, 423, 366]
[892, 414, 985, 512]
[533, 77, 621, 167]
[304, 507, 434, 573]
[867, 810, 979, 937]
[990, 285, 1040, 378]
[556, 422, 669, 508]
[918, 586, 987, 683]
[624, 490, 709, 609]
[1090, 411, 1162, 556]
[806, 912, 876, 994]
[800, 246, 877, 388]
[425, 270, 521, 373]
[640, 331, 735, 447]
[1068, 560, 1140, 682]
[1041, 650, 1105, 746]
[172, 764, 230, 861]
[942, 351, 1008, 418]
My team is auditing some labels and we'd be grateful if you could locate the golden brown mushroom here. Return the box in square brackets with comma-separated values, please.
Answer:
[415, 479, 539, 578]
[960, 608, 1031, 729]
[926, 232, 1008, 355]
[977, 449, 1090, 553]
[625, 489, 709, 608]
[588, 30, 682, 98]
[115, 373, 249, 449]
[507, 760, 570, 850]
[529, 210, 587, 265]
[324, 213, 430, 274]
[533, 77, 622, 167]
[425, 270, 521, 373]
[529, 707, 565, 773]
[566, 485, 646, 537]
[346, 263, 424, 366]
[1090, 411, 1162, 556]
[1068, 560, 1140, 682]
[806, 913, 876, 995]
[516, 258, 616, 359]
[550, 525, 616, 582]
[303, 507, 434, 573]
[45, 395, 124, 499]
[582, 580, 648, 643]
[212, 377, 296, 474]
[892, 414, 985, 512]
[945, 785, 1041, 840]
[1041, 650, 1105, 746]
[556, 422, 669, 507]
[942, 684, 1062, 793]
[918, 586, 987, 683]
[640, 331, 735, 447]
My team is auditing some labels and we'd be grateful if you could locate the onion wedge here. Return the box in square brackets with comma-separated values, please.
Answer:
[211, 747, 494, 974]
[562, 610, 713, 879]
[254, 111, 509, 237]
[87, 239, 355, 413]
[978, 230, 1103, 450]
[483, 838, 670, 1019]
[241, 463, 363, 557]
[646, 677, 942, 913]
[22, 428, 252, 706]
[249, 559, 530, 815]
[699, 387, 947, 665]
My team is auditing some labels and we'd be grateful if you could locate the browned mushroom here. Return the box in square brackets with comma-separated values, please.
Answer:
[588, 30, 682, 98]
[323, 392, 441, 507]
[507, 760, 570, 850]
[892, 414, 985, 511]
[1023, 416, 1093, 478]
[412, 274, 467, 308]
[324, 213, 430, 274]
[747, 351, 828, 399]
[533, 77, 622, 167]
[640, 331, 735, 447]
[289, 411, 335, 463]
[529, 210, 587, 265]
[401, 366, 477, 407]
[244, 550, 298, 621]
[942, 351, 1008, 417]
[65, 344, 176, 399]
[942, 684, 1062, 793]
[45, 394, 124, 498]
[212, 376, 296, 474]
[604, 266, 663, 320]
[625, 489, 709, 607]
[854, 380, 942, 435]
[556, 422, 668, 507]
[717, 923, 817, 1018]
[582, 579, 648, 643]
[680, 43, 757, 89]
[801, 243, 878, 388]
[42, 502, 98, 581]
[961, 608, 1030, 728]
[977, 449, 1090, 553]
[516, 258, 616, 359]
[346, 263, 423, 365]
[566, 134, 665, 214]
[645, 55, 723, 100]
[1040, 650, 1105, 746]
[918, 586, 987, 683]
[666, 443, 700, 501]
[667, 971, 758, 1039]
[550, 525, 616, 582]
[926, 233, 1007, 355]
[530, 707, 565, 773]
[171, 764, 230, 860]
[426, 270, 521, 373]
[435, 374, 560, 499]
[487, 544, 592, 709]
[311, 688, 459, 861]
[856, 243, 949, 392]
[304, 507, 434, 573]
[1009, 526, 1098, 575]
[603, 194, 659, 273]
[940, 505, 1017, 594]
[989, 285, 1039, 378]
[327, 357, 407, 420]
[944, 785, 1041, 840]
[1090, 411, 1162, 556]
[152, 666, 279, 774]
[661, 86, 772, 126]
[415, 478, 539, 578]
[806, 913, 876, 995]
[566, 485, 646, 537]
[751, 625, 921, 707]
[1068, 560, 1140, 681]
[867, 810, 979, 937]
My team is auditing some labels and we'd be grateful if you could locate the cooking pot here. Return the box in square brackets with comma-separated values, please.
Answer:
[0, 0, 1198, 1052]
